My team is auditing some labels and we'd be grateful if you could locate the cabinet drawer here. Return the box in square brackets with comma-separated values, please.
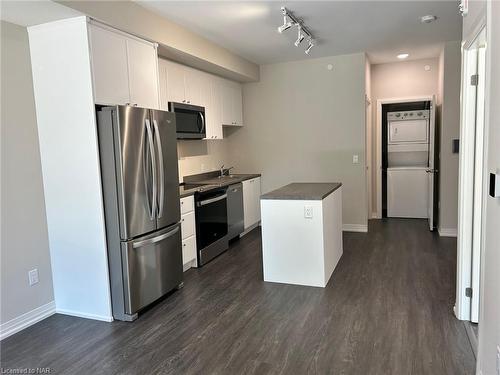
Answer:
[182, 236, 196, 264]
[182, 235, 197, 265]
[180, 196, 195, 214]
[181, 211, 195, 239]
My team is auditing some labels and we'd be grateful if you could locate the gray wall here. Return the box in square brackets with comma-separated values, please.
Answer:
[438, 41, 462, 233]
[226, 53, 367, 227]
[370, 58, 440, 216]
[478, 2, 500, 374]
[0, 21, 54, 324]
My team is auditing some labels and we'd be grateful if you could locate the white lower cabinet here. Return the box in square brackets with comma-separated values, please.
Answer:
[180, 196, 197, 270]
[243, 177, 261, 230]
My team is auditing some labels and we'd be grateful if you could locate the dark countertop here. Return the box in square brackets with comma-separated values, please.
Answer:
[260, 183, 342, 201]
[179, 173, 261, 198]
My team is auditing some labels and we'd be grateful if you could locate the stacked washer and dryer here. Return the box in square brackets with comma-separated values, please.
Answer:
[386, 110, 431, 218]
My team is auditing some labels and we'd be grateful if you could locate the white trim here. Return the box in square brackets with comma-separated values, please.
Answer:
[0, 301, 56, 340]
[240, 222, 261, 237]
[371, 212, 378, 219]
[183, 258, 197, 272]
[438, 228, 458, 237]
[56, 308, 113, 322]
[342, 224, 368, 233]
[375, 96, 434, 219]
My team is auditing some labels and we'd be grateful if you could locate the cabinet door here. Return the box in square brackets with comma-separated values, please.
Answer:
[127, 39, 159, 109]
[184, 68, 203, 106]
[165, 60, 186, 104]
[158, 59, 169, 111]
[205, 77, 223, 140]
[221, 79, 234, 126]
[89, 24, 130, 105]
[252, 177, 261, 223]
[233, 83, 243, 126]
[242, 179, 253, 229]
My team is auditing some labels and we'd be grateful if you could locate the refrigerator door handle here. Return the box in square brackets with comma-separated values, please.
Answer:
[132, 225, 179, 248]
[152, 119, 165, 219]
[145, 119, 157, 220]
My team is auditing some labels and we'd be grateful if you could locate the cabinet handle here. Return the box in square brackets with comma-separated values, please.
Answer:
[187, 101, 191, 104]
[183, 243, 186, 247]
[181, 201, 184, 204]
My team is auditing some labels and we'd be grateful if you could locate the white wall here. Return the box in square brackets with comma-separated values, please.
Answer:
[438, 42, 462, 234]
[0, 21, 54, 329]
[226, 53, 368, 229]
[477, 2, 500, 374]
[177, 140, 231, 182]
[370, 58, 440, 216]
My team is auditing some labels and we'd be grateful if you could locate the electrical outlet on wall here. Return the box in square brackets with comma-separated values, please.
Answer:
[28, 269, 39, 286]
[304, 206, 313, 219]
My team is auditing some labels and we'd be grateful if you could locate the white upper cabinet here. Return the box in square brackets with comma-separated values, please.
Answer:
[206, 78, 223, 140]
[89, 22, 159, 109]
[220, 79, 243, 126]
[88, 24, 130, 106]
[126, 38, 159, 109]
[162, 60, 186, 105]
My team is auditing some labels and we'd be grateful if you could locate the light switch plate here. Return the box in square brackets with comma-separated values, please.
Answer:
[353, 154, 359, 164]
[28, 269, 39, 286]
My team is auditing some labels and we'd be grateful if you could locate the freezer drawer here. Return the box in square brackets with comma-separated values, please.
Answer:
[387, 168, 428, 218]
[122, 223, 183, 315]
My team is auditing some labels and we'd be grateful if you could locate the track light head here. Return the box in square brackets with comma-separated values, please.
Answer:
[294, 26, 305, 46]
[305, 40, 314, 55]
[278, 21, 292, 33]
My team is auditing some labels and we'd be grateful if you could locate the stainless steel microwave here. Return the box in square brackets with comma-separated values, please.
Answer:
[169, 102, 205, 139]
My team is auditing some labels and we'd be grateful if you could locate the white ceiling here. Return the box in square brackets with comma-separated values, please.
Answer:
[0, 0, 82, 27]
[137, 1, 462, 65]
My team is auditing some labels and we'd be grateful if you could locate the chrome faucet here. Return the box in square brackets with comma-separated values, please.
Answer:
[220, 164, 234, 177]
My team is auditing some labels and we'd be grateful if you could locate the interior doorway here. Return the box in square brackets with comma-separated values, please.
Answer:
[375, 96, 437, 230]
[456, 27, 487, 335]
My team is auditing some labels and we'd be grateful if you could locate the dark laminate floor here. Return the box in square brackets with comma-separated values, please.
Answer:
[1, 219, 475, 375]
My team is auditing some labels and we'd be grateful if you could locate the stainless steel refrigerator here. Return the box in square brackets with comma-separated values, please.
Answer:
[97, 105, 182, 321]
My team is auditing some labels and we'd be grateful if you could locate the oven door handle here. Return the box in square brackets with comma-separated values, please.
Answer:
[197, 194, 227, 207]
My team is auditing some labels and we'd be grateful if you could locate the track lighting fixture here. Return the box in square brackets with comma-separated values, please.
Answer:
[294, 26, 305, 46]
[278, 6, 316, 55]
[305, 39, 314, 55]
[278, 22, 292, 33]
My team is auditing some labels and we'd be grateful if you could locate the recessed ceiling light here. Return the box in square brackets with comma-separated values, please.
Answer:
[420, 15, 438, 24]
[397, 53, 409, 59]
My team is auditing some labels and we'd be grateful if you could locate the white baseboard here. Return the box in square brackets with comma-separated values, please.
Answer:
[438, 227, 457, 237]
[0, 301, 56, 340]
[240, 221, 261, 237]
[371, 212, 378, 219]
[342, 224, 368, 233]
[56, 308, 113, 322]
[183, 258, 197, 272]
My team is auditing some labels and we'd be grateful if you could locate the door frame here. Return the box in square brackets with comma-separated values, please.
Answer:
[455, 26, 487, 322]
[374, 96, 434, 219]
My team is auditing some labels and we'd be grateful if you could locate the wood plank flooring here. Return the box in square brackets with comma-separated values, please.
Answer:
[0, 219, 475, 374]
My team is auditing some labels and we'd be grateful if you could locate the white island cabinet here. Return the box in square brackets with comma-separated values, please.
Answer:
[260, 183, 343, 288]
[242, 177, 261, 230]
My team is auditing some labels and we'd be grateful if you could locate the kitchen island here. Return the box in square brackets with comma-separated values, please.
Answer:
[260, 183, 343, 287]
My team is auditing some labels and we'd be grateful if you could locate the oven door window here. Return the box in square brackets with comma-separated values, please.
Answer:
[176, 110, 203, 134]
[196, 193, 228, 249]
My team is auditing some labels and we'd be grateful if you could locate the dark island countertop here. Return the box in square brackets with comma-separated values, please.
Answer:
[260, 183, 342, 201]
[179, 173, 261, 198]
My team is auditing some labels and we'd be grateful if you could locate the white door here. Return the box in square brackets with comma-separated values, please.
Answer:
[126, 39, 159, 109]
[471, 42, 487, 323]
[88, 24, 130, 105]
[427, 95, 437, 231]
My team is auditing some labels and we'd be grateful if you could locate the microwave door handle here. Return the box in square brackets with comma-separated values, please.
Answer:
[145, 119, 157, 219]
[152, 119, 164, 218]
[199, 112, 205, 133]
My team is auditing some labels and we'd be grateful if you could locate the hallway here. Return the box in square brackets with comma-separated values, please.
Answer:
[1, 220, 475, 374]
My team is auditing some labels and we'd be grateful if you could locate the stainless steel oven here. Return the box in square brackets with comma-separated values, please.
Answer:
[195, 187, 228, 265]
[169, 102, 206, 139]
